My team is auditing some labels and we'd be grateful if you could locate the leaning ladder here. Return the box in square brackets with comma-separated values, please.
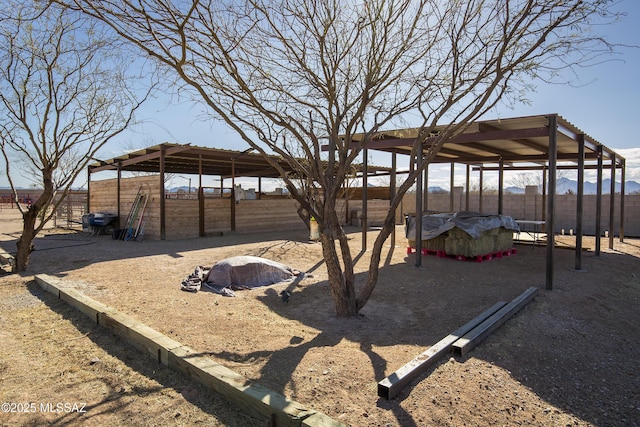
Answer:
[119, 187, 145, 240]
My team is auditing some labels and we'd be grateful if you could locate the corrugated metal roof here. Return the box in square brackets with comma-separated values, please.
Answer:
[89, 142, 393, 178]
[346, 114, 624, 168]
[90, 114, 624, 180]
[89, 143, 293, 178]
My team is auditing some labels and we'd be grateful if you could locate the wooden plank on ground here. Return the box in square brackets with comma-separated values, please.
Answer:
[129, 322, 184, 366]
[59, 287, 109, 322]
[0, 248, 14, 268]
[377, 301, 508, 400]
[97, 309, 183, 365]
[34, 274, 61, 298]
[452, 287, 539, 357]
[168, 344, 316, 427]
[34, 273, 345, 427]
[302, 412, 348, 427]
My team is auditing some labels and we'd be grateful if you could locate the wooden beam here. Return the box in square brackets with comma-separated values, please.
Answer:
[478, 166, 484, 213]
[117, 161, 122, 228]
[541, 166, 549, 233]
[498, 158, 504, 214]
[458, 140, 526, 159]
[362, 148, 368, 250]
[160, 145, 166, 240]
[451, 287, 538, 357]
[414, 151, 423, 267]
[546, 115, 558, 290]
[86, 166, 92, 215]
[339, 127, 550, 151]
[472, 163, 606, 172]
[465, 164, 470, 211]
[620, 158, 626, 242]
[231, 158, 236, 231]
[378, 302, 507, 400]
[595, 145, 603, 255]
[575, 134, 585, 270]
[609, 153, 616, 249]
[449, 162, 454, 212]
[367, 149, 598, 165]
[478, 122, 549, 153]
[391, 150, 397, 246]
[89, 144, 192, 172]
[34, 274, 345, 427]
[199, 154, 205, 237]
[423, 163, 429, 212]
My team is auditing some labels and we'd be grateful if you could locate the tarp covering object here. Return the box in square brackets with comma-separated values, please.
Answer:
[181, 256, 300, 296]
[405, 211, 520, 241]
[205, 255, 298, 288]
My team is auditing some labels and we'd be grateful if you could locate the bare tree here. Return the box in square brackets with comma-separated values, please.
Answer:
[508, 172, 543, 192]
[0, 2, 154, 272]
[66, 0, 619, 316]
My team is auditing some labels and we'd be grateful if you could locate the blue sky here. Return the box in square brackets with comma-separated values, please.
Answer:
[2, 0, 639, 191]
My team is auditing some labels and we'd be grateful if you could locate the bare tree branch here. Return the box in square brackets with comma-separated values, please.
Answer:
[0, 1, 156, 271]
[62, 0, 622, 315]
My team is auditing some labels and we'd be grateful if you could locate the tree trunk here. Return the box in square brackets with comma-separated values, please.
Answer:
[320, 198, 358, 317]
[357, 218, 395, 311]
[13, 208, 38, 272]
[13, 169, 55, 273]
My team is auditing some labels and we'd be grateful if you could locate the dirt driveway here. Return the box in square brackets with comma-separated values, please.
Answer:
[1, 208, 639, 426]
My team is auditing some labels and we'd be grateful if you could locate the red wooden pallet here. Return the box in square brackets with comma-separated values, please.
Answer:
[407, 247, 517, 262]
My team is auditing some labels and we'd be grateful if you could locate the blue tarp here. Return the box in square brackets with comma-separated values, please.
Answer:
[405, 211, 520, 240]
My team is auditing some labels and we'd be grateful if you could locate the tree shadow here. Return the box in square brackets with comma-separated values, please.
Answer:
[0, 227, 312, 275]
[213, 262, 459, 426]
[235, 247, 639, 426]
[25, 280, 265, 426]
[13, 225, 640, 426]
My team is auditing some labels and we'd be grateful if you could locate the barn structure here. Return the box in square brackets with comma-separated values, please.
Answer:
[341, 113, 627, 290]
[87, 113, 627, 291]
[86, 144, 395, 240]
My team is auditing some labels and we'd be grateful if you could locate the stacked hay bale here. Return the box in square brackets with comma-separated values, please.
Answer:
[445, 227, 495, 257]
[405, 212, 517, 257]
[408, 234, 446, 252]
[443, 227, 514, 257]
[494, 227, 516, 252]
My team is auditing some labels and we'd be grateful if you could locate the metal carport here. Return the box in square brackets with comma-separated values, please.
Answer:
[87, 143, 393, 239]
[347, 113, 626, 290]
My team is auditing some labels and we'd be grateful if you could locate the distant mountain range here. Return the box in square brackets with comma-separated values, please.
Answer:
[5, 177, 640, 196]
[505, 177, 640, 195]
[426, 178, 640, 195]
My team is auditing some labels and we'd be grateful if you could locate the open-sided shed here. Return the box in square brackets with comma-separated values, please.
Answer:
[345, 113, 627, 290]
[88, 114, 627, 290]
[87, 143, 394, 239]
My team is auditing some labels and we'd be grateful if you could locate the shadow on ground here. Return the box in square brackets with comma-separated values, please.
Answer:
[9, 224, 640, 426]
[25, 280, 265, 427]
[213, 246, 640, 426]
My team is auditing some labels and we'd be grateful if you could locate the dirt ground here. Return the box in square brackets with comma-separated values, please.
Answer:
[1, 207, 639, 427]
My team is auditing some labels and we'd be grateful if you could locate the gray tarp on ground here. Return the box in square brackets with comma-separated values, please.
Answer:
[405, 211, 520, 240]
[204, 255, 297, 288]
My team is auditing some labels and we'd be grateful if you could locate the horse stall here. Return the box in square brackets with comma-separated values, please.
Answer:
[85, 144, 400, 241]
[88, 175, 310, 240]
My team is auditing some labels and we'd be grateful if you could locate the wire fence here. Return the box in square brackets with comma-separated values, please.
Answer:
[53, 190, 88, 230]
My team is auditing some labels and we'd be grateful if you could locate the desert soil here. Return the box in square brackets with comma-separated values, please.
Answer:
[1, 207, 639, 427]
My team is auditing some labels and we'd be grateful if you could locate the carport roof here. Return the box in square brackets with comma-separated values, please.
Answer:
[88, 114, 625, 178]
[346, 114, 624, 167]
[89, 143, 294, 178]
[88, 142, 394, 178]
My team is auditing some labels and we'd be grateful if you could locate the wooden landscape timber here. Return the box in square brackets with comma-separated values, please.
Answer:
[451, 287, 539, 357]
[0, 248, 14, 269]
[34, 274, 346, 427]
[377, 301, 508, 400]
